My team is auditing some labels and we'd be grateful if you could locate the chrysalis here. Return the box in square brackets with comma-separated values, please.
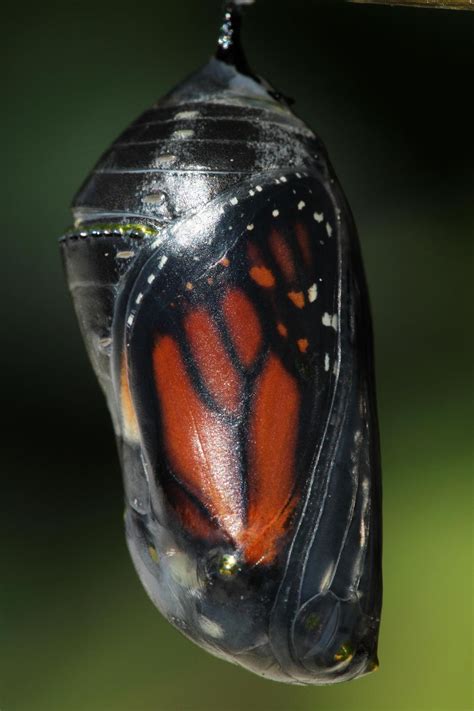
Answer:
[61, 2, 382, 684]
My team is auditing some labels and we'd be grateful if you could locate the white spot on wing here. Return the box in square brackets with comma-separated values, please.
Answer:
[324, 353, 330, 371]
[272, 209, 280, 217]
[298, 200, 306, 211]
[230, 197, 238, 206]
[158, 255, 168, 269]
[313, 212, 324, 223]
[147, 274, 156, 284]
[322, 312, 338, 330]
[247, 224, 254, 231]
[326, 222, 333, 237]
[256, 185, 263, 192]
[136, 293, 143, 305]
[308, 283, 318, 302]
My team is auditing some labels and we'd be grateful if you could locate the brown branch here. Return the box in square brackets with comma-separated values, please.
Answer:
[347, 0, 473, 9]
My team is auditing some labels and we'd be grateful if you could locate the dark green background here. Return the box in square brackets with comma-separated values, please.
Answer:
[2, 1, 472, 709]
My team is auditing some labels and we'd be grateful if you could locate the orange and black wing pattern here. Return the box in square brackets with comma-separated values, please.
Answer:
[65, 169, 381, 683]
[119, 174, 340, 567]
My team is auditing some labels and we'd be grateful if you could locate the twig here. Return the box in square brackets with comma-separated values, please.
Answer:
[347, 0, 473, 10]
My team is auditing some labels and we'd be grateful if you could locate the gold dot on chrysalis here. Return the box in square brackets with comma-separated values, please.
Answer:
[334, 643, 354, 663]
[368, 658, 380, 673]
[148, 545, 159, 563]
[218, 554, 239, 577]
[305, 613, 320, 631]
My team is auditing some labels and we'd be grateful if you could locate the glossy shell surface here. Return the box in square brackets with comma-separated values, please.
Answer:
[61, 43, 382, 685]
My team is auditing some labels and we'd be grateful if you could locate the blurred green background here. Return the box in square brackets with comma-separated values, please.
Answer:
[2, 1, 472, 709]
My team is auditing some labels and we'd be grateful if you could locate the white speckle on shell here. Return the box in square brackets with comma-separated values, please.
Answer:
[199, 616, 224, 639]
[174, 110, 200, 120]
[171, 129, 195, 139]
[142, 192, 166, 205]
[154, 154, 177, 166]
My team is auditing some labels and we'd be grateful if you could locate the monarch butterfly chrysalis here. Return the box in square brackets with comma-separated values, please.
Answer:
[61, 1, 382, 685]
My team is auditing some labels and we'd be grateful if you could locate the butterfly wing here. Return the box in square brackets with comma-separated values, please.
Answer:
[112, 170, 381, 682]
